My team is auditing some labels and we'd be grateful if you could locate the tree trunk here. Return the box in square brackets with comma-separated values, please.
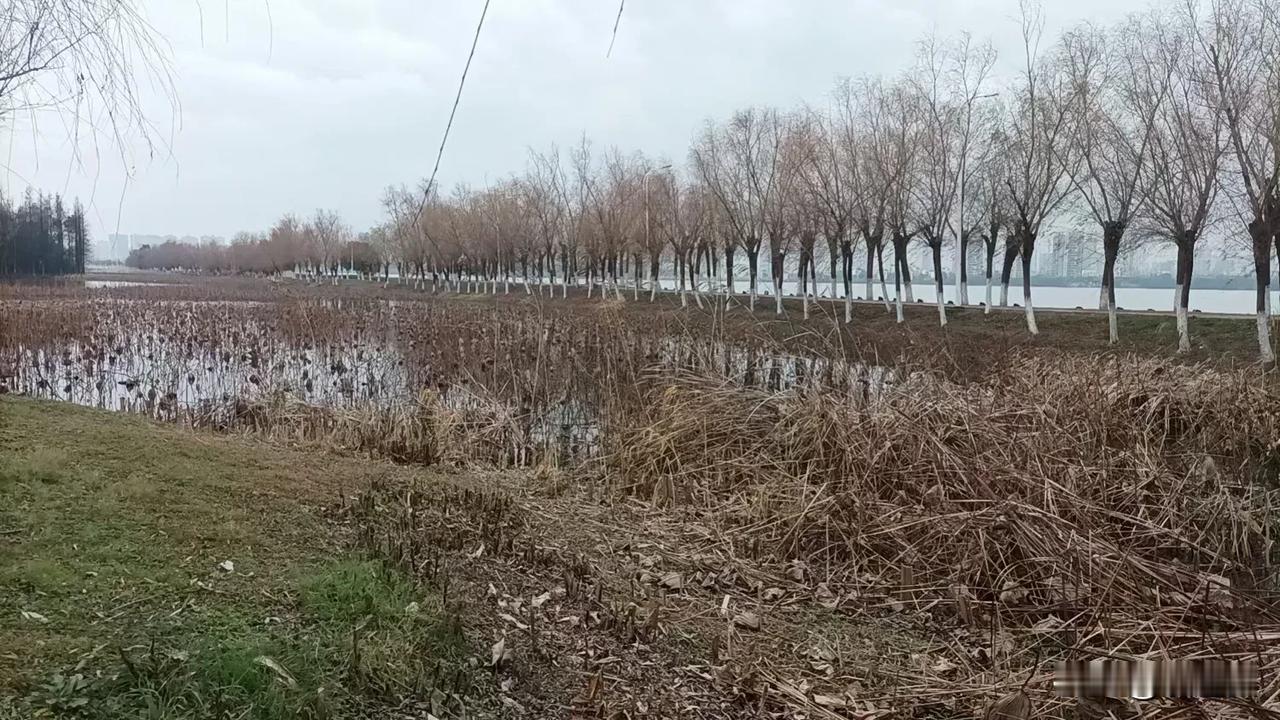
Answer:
[1252, 221, 1274, 364]
[983, 236, 996, 314]
[801, 251, 810, 320]
[632, 252, 641, 301]
[892, 235, 906, 324]
[1101, 221, 1123, 344]
[772, 250, 785, 316]
[841, 240, 853, 324]
[931, 240, 946, 327]
[724, 244, 736, 302]
[827, 237, 839, 301]
[1020, 227, 1038, 335]
[1175, 237, 1195, 353]
[876, 242, 892, 312]
[894, 235, 914, 304]
[865, 235, 876, 301]
[649, 252, 660, 303]
[958, 230, 970, 306]
[999, 231, 1019, 307]
[747, 247, 759, 311]
[810, 249, 818, 319]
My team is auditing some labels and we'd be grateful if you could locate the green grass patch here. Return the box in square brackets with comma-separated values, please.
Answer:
[0, 397, 475, 719]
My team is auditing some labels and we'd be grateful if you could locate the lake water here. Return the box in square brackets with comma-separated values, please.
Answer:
[751, 280, 1265, 316]
[499, 275, 1272, 316]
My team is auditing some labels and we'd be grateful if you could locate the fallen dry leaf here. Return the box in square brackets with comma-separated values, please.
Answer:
[813, 693, 847, 708]
[254, 655, 298, 688]
[490, 636, 512, 668]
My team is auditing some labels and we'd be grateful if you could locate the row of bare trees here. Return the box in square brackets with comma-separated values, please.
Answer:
[127, 210, 373, 278]
[185, 0, 1279, 360]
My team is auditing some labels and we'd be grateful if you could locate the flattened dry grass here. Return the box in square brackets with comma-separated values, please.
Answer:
[605, 352, 1280, 715]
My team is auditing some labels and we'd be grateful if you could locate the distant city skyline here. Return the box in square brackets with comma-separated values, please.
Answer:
[97, 233, 227, 263]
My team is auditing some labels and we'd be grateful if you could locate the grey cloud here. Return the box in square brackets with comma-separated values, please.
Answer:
[3, 0, 1151, 244]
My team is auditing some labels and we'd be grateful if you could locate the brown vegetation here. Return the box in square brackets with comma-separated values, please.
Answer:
[4, 275, 1280, 716]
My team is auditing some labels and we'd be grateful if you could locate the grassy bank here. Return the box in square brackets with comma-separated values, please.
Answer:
[0, 397, 481, 719]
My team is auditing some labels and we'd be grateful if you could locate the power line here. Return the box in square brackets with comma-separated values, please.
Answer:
[412, 0, 493, 225]
[607, 0, 625, 58]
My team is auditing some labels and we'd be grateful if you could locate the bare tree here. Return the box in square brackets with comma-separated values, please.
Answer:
[664, 175, 711, 307]
[1132, 8, 1226, 352]
[908, 34, 996, 326]
[268, 214, 305, 276]
[1062, 20, 1169, 343]
[1001, 0, 1080, 334]
[950, 35, 999, 308]
[693, 108, 784, 311]
[311, 209, 349, 283]
[527, 147, 568, 295]
[881, 81, 923, 324]
[1196, 0, 1280, 363]
[798, 107, 858, 322]
[764, 113, 804, 316]
[972, 137, 1012, 312]
[837, 78, 895, 314]
[1, 1, 176, 164]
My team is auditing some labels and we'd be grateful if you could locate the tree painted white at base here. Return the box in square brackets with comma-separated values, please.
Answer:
[1108, 302, 1119, 344]
[1176, 303, 1190, 352]
[1258, 312, 1274, 364]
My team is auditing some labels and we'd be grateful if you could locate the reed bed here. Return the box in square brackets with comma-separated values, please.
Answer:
[605, 353, 1280, 714]
[0, 294, 870, 466]
[6, 281, 1280, 716]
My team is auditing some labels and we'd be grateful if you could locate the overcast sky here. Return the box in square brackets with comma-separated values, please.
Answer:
[4, 0, 1151, 243]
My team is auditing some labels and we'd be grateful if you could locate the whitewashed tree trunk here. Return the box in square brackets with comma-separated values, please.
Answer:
[984, 276, 993, 314]
[1024, 291, 1039, 335]
[935, 285, 947, 327]
[1177, 302, 1190, 353]
[904, 280, 914, 304]
[844, 292, 852, 324]
[1259, 291, 1276, 363]
[1259, 309, 1274, 364]
[1000, 282, 1010, 307]
[774, 277, 784, 315]
[1108, 299, 1118, 345]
